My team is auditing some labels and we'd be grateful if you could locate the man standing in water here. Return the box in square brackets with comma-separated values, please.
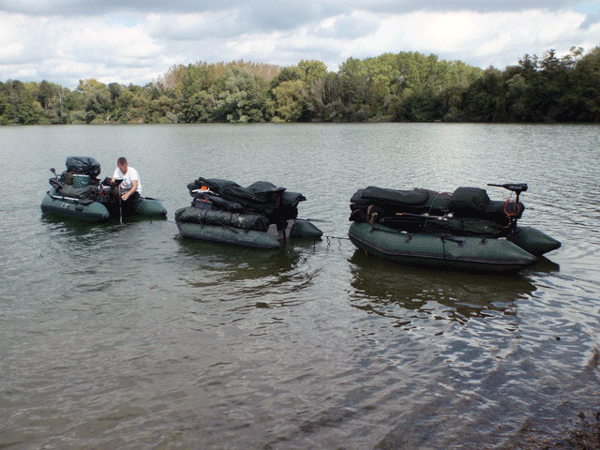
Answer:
[111, 157, 142, 201]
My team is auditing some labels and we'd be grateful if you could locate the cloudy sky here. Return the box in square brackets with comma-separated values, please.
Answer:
[1, 0, 599, 89]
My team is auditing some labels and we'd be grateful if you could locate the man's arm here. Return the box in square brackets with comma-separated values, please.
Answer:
[122, 180, 138, 200]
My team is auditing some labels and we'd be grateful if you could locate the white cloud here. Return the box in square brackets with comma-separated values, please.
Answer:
[0, 41, 24, 62]
[0, 2, 598, 88]
[147, 11, 247, 41]
[368, 8, 592, 68]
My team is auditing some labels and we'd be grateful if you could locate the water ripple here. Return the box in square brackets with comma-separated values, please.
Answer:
[1, 124, 599, 450]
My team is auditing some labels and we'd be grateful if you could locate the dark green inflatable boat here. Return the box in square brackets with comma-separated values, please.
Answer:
[349, 183, 561, 272]
[41, 187, 167, 222]
[175, 177, 322, 249]
[40, 157, 167, 222]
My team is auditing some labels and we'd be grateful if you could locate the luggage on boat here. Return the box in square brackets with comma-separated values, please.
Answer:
[65, 156, 102, 178]
[348, 183, 561, 271]
[187, 178, 306, 223]
[175, 207, 270, 232]
[350, 186, 524, 231]
[41, 157, 167, 222]
[176, 177, 322, 248]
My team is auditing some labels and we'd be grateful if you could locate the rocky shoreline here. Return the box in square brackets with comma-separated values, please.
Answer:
[502, 410, 600, 450]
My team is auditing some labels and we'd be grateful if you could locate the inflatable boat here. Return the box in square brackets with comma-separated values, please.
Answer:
[175, 177, 322, 249]
[40, 157, 167, 222]
[348, 183, 561, 272]
[349, 222, 537, 272]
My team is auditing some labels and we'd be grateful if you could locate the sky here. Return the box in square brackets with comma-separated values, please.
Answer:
[1, 0, 599, 89]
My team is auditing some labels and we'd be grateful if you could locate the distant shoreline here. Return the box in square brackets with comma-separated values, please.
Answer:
[2, 48, 599, 126]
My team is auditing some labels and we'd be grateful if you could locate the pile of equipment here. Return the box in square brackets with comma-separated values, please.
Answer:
[348, 183, 561, 272]
[175, 177, 322, 249]
[40, 156, 167, 222]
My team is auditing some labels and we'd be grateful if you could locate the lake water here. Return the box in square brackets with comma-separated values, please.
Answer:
[1, 123, 599, 449]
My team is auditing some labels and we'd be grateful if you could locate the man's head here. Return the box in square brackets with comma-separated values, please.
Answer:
[117, 157, 128, 173]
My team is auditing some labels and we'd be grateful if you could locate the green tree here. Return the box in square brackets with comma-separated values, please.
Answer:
[181, 91, 215, 123]
[38, 80, 56, 112]
[338, 57, 372, 120]
[568, 46, 600, 122]
[462, 68, 504, 122]
[210, 67, 266, 122]
[296, 60, 328, 83]
[306, 72, 347, 122]
[270, 66, 304, 87]
[505, 73, 529, 121]
[178, 65, 219, 123]
[268, 79, 307, 122]
[108, 83, 122, 111]
[75, 79, 111, 123]
[1, 80, 45, 124]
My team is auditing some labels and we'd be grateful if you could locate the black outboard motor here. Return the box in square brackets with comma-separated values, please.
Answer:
[49, 167, 65, 191]
[488, 183, 528, 231]
[488, 183, 527, 192]
[488, 183, 527, 199]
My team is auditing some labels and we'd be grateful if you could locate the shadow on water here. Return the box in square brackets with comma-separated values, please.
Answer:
[41, 210, 164, 228]
[175, 237, 320, 306]
[175, 235, 302, 271]
[40, 214, 118, 243]
[39, 214, 147, 245]
[523, 255, 561, 274]
[39, 213, 171, 267]
[348, 249, 554, 326]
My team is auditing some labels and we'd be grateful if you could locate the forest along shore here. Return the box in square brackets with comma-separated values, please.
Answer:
[1, 47, 599, 125]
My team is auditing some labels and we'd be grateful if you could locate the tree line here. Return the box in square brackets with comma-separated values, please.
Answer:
[1, 47, 599, 125]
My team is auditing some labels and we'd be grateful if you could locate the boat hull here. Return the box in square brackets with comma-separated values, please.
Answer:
[507, 226, 561, 256]
[177, 222, 282, 249]
[135, 197, 167, 217]
[40, 191, 110, 221]
[102, 196, 167, 219]
[348, 222, 537, 273]
[41, 189, 167, 222]
[176, 218, 322, 249]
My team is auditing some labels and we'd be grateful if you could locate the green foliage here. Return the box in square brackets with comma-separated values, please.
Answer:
[215, 67, 266, 123]
[266, 60, 327, 122]
[0, 80, 45, 124]
[268, 79, 308, 122]
[1, 47, 599, 125]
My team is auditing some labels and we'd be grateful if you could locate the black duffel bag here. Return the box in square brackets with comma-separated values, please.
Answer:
[65, 156, 102, 177]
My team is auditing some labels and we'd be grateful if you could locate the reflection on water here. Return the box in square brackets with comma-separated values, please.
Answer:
[176, 237, 310, 280]
[349, 250, 539, 326]
[41, 214, 115, 237]
[39, 215, 150, 262]
[176, 237, 321, 306]
[1, 124, 599, 450]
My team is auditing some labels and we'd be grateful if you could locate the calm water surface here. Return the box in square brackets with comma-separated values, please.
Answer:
[1, 123, 599, 449]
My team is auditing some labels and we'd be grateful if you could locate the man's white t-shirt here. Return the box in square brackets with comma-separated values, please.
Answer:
[113, 166, 142, 195]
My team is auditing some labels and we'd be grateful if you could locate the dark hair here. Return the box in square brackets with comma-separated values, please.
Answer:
[117, 157, 127, 165]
